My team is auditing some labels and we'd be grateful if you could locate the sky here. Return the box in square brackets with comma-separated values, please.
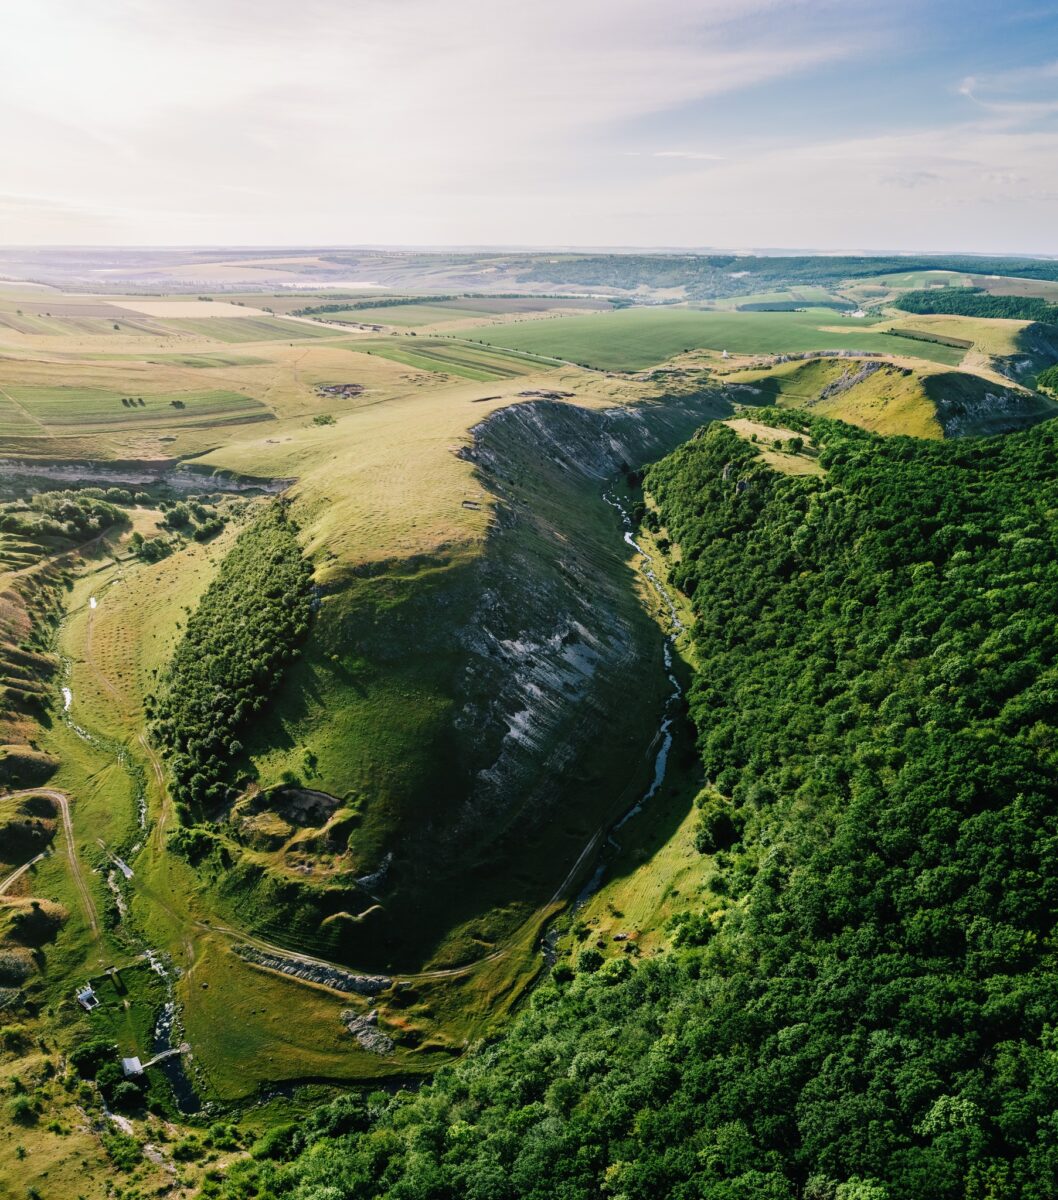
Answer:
[2, 0, 1058, 253]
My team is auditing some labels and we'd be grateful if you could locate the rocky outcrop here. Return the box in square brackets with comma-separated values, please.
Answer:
[233, 943, 391, 994]
[0, 458, 290, 494]
[341, 1008, 394, 1054]
[992, 321, 1058, 384]
[934, 387, 1050, 437]
[816, 360, 893, 400]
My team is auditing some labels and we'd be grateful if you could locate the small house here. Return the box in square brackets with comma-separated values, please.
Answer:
[76, 985, 100, 1012]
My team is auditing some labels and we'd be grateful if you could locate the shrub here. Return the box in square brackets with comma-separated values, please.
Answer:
[575, 948, 603, 974]
[251, 1122, 299, 1161]
[692, 790, 743, 854]
[172, 1136, 205, 1162]
[0, 1024, 29, 1052]
[7, 1094, 35, 1123]
[101, 1130, 141, 1170]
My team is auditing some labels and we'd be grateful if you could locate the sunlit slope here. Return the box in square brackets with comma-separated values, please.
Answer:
[725, 356, 1055, 438]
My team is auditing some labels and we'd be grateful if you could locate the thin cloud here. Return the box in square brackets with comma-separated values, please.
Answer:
[653, 151, 729, 162]
[958, 60, 1058, 124]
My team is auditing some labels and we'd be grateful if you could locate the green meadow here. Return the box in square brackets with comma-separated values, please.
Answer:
[461, 306, 968, 370]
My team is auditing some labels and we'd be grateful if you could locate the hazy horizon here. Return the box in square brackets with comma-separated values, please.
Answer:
[3, 243, 1058, 259]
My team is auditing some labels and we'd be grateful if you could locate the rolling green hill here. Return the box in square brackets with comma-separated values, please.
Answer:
[164, 391, 734, 974]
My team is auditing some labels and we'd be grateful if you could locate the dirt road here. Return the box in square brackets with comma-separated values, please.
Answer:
[3, 789, 99, 938]
[0, 851, 48, 896]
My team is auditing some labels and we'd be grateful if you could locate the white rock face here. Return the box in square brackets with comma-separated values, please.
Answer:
[432, 397, 712, 858]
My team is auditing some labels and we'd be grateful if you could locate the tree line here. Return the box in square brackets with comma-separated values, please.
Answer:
[894, 287, 1058, 323]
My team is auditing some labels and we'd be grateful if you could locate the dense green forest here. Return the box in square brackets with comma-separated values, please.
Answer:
[146, 502, 314, 817]
[207, 414, 1058, 1199]
[893, 287, 1058, 322]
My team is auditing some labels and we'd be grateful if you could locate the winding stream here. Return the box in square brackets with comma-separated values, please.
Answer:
[604, 489, 686, 838]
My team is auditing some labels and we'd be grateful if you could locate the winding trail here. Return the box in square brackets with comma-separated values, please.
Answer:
[138, 733, 170, 835]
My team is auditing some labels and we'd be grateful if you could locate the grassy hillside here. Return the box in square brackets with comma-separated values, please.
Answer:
[8, 267, 1058, 1189]
[208, 411, 1058, 1200]
[22, 350, 739, 1109]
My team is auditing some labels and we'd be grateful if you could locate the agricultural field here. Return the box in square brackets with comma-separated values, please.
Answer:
[2, 385, 267, 430]
[297, 295, 614, 330]
[159, 316, 341, 342]
[701, 284, 852, 311]
[865, 268, 976, 289]
[970, 274, 1058, 300]
[0, 294, 475, 457]
[352, 335, 552, 380]
[462, 306, 969, 370]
